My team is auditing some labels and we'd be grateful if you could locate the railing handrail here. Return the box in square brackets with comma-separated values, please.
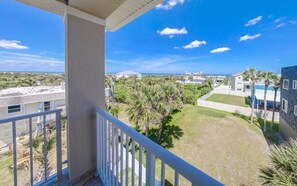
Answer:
[96, 107, 223, 185]
[0, 109, 63, 124]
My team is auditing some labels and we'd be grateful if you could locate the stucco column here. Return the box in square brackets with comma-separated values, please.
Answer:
[64, 12, 105, 184]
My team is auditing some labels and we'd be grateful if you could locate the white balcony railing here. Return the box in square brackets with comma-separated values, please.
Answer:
[0, 109, 63, 186]
[96, 107, 223, 186]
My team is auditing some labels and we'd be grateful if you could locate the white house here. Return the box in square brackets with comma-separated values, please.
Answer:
[184, 71, 206, 84]
[115, 70, 141, 79]
[0, 86, 66, 148]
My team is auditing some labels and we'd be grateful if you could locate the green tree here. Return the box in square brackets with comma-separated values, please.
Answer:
[126, 84, 164, 136]
[271, 75, 281, 128]
[243, 68, 260, 124]
[156, 82, 183, 143]
[258, 71, 274, 132]
[204, 78, 214, 89]
[259, 139, 297, 185]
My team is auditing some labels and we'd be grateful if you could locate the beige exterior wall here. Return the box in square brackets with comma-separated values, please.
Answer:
[0, 99, 66, 146]
[280, 117, 297, 140]
[65, 14, 105, 184]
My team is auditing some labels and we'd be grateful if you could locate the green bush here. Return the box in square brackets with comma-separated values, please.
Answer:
[259, 139, 297, 185]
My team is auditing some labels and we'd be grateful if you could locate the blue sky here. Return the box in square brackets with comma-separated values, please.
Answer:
[0, 0, 297, 74]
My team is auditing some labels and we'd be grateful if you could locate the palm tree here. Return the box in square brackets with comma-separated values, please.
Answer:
[126, 84, 163, 136]
[243, 68, 260, 124]
[204, 78, 214, 89]
[258, 71, 274, 132]
[259, 139, 297, 185]
[156, 82, 183, 143]
[271, 74, 280, 128]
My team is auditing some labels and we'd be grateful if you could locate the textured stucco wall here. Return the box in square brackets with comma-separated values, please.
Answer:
[65, 14, 105, 184]
[280, 65, 297, 140]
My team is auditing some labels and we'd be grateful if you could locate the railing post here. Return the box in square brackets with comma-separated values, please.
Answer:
[43, 115, 48, 181]
[56, 111, 63, 181]
[29, 117, 34, 186]
[146, 150, 156, 186]
[12, 121, 17, 186]
[96, 112, 101, 178]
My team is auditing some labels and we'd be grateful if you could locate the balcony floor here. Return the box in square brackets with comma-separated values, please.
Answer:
[36, 169, 102, 186]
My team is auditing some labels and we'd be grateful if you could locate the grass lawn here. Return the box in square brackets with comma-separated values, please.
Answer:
[119, 105, 279, 186]
[206, 93, 250, 107]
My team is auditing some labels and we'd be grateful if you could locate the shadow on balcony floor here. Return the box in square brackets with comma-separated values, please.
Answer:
[36, 169, 102, 186]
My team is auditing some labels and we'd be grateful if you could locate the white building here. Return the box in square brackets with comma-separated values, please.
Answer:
[231, 73, 252, 93]
[0, 86, 66, 148]
[184, 71, 205, 84]
[115, 71, 141, 79]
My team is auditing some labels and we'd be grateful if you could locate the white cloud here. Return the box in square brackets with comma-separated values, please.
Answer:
[276, 23, 286, 28]
[239, 34, 262, 41]
[244, 16, 262, 26]
[274, 16, 286, 23]
[289, 20, 297, 25]
[157, 27, 187, 38]
[183, 40, 206, 49]
[210, 47, 230, 53]
[174, 46, 180, 49]
[0, 40, 29, 49]
[0, 51, 64, 71]
[156, 0, 185, 10]
[106, 55, 209, 73]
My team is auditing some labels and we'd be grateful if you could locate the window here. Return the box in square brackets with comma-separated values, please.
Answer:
[8, 105, 21, 113]
[283, 79, 289, 90]
[282, 99, 288, 113]
[44, 101, 51, 111]
[293, 80, 297, 90]
[294, 105, 297, 116]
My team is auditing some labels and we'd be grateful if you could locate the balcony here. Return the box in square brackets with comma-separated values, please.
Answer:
[0, 108, 222, 185]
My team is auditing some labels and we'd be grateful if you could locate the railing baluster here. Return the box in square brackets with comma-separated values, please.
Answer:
[43, 114, 48, 181]
[120, 130, 124, 185]
[0, 109, 66, 185]
[108, 120, 111, 185]
[101, 115, 103, 176]
[12, 120, 17, 186]
[56, 111, 62, 181]
[111, 123, 115, 186]
[174, 171, 179, 186]
[146, 150, 155, 186]
[132, 140, 135, 186]
[94, 108, 223, 186]
[96, 112, 101, 179]
[125, 134, 129, 186]
[116, 127, 119, 186]
[104, 117, 107, 184]
[139, 145, 143, 186]
[161, 161, 165, 186]
[29, 117, 34, 185]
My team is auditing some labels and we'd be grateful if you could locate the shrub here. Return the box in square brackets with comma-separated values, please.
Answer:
[259, 139, 297, 185]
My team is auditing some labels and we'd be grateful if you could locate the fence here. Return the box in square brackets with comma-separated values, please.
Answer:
[197, 100, 279, 121]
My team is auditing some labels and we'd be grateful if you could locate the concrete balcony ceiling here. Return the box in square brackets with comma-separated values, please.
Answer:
[16, 0, 163, 31]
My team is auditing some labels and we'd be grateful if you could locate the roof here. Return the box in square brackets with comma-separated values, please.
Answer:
[232, 72, 243, 77]
[116, 71, 141, 76]
[0, 86, 64, 97]
[16, 0, 163, 31]
[0, 86, 65, 107]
